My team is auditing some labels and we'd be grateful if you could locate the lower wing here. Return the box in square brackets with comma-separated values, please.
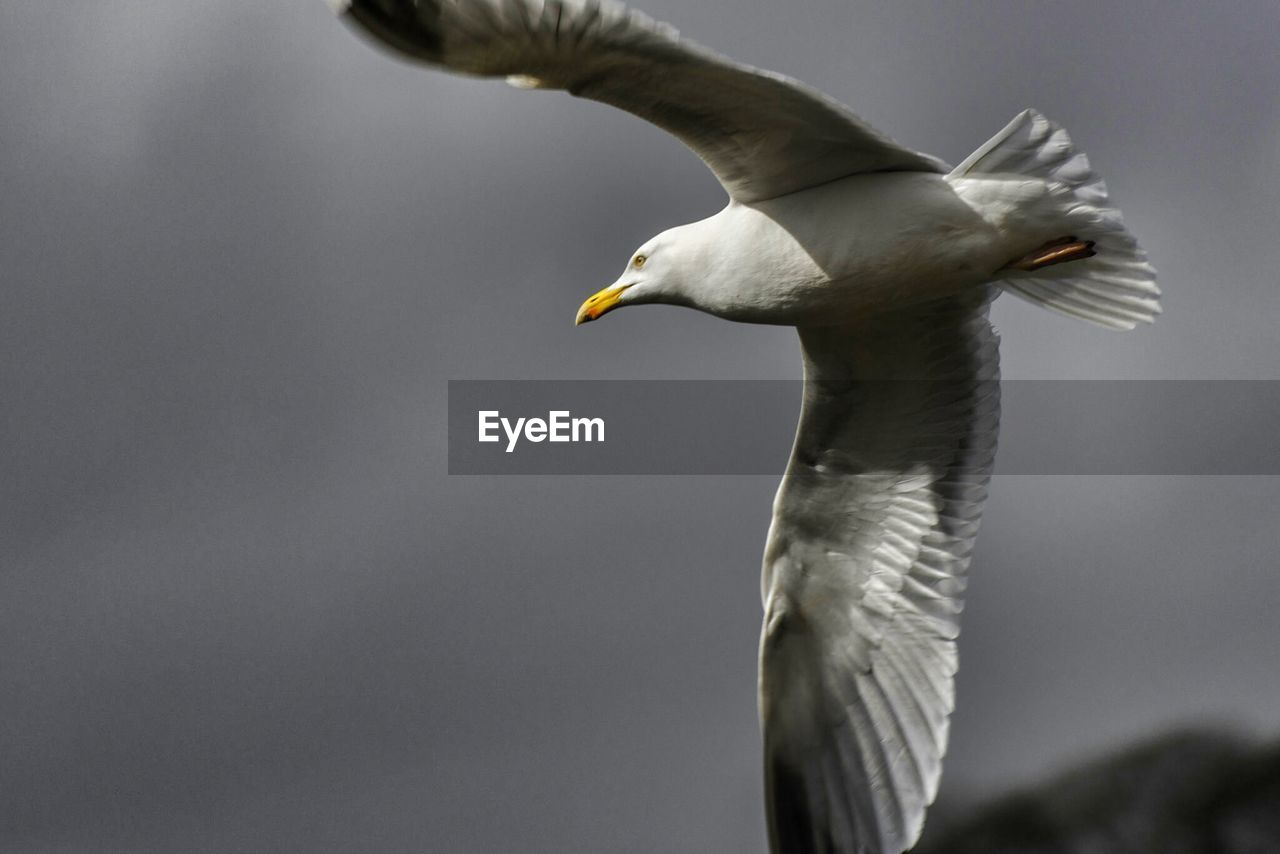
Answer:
[760, 289, 1000, 853]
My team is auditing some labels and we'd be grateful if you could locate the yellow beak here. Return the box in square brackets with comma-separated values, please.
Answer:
[575, 284, 631, 326]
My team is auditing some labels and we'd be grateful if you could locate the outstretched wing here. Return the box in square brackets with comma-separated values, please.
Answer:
[761, 291, 1000, 853]
[332, 0, 947, 203]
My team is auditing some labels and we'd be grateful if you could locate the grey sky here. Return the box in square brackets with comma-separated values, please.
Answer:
[2, 2, 1278, 852]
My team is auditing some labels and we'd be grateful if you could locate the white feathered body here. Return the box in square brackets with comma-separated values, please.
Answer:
[677, 172, 1064, 326]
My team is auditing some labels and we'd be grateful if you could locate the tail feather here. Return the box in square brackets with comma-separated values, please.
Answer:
[954, 109, 1161, 331]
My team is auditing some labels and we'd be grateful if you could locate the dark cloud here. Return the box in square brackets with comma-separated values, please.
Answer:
[2, 1, 1278, 851]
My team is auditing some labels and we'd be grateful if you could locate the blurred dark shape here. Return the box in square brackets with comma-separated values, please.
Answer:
[915, 730, 1280, 853]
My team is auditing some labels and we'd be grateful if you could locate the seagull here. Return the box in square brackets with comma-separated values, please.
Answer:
[331, 1, 1160, 851]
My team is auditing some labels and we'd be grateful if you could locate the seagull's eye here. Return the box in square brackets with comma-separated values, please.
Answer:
[633, 254, 647, 269]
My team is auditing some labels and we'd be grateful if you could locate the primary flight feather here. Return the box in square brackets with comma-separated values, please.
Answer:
[331, 1, 1160, 851]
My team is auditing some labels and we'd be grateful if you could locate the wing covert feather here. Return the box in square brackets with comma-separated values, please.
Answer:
[335, 0, 948, 202]
[761, 290, 1000, 853]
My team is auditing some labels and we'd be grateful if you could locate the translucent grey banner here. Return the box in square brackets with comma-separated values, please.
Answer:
[447, 381, 1280, 475]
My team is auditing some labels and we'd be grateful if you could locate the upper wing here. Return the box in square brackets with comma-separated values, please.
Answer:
[333, 0, 948, 203]
[760, 290, 1000, 853]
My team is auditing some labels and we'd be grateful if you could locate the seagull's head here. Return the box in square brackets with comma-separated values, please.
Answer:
[574, 229, 693, 325]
